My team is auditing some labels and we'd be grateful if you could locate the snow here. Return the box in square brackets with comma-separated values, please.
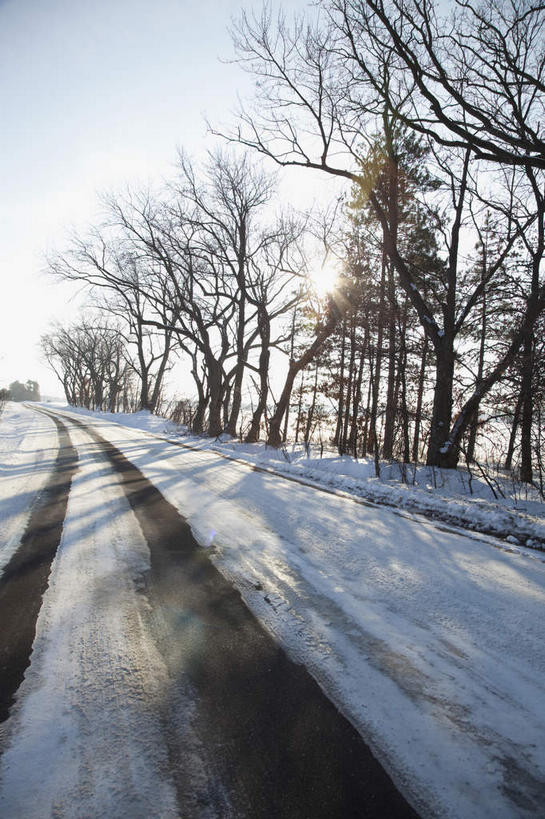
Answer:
[0, 411, 182, 817]
[59, 404, 545, 551]
[2, 403, 545, 817]
[0, 402, 58, 573]
[0, 406, 223, 818]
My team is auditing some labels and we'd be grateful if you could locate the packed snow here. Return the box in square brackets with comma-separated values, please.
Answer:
[0, 402, 59, 574]
[1, 402, 545, 818]
[0, 413, 182, 816]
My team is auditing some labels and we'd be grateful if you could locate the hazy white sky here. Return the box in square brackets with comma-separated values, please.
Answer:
[1, 0, 330, 397]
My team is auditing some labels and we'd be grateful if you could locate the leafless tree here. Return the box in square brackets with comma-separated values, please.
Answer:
[243, 217, 307, 442]
[51, 152, 312, 439]
[42, 319, 133, 411]
[341, 0, 545, 169]
[49, 230, 176, 412]
[217, 0, 545, 468]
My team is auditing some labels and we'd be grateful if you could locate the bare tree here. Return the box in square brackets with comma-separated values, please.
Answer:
[344, 0, 545, 169]
[244, 215, 308, 441]
[42, 319, 133, 411]
[49, 230, 176, 412]
[218, 0, 545, 468]
[174, 150, 276, 436]
[51, 152, 311, 440]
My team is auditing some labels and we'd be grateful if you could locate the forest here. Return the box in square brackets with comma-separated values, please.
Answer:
[42, 0, 545, 487]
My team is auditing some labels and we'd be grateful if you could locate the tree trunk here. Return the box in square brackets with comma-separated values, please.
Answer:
[149, 333, 173, 413]
[267, 307, 341, 447]
[207, 358, 224, 437]
[348, 334, 366, 457]
[504, 390, 523, 471]
[225, 312, 246, 436]
[282, 307, 298, 443]
[519, 331, 535, 483]
[333, 321, 346, 449]
[139, 370, 152, 411]
[304, 364, 319, 444]
[382, 135, 399, 460]
[466, 265, 488, 463]
[269, 362, 300, 447]
[190, 358, 208, 435]
[341, 318, 356, 454]
[245, 310, 271, 443]
[294, 373, 305, 443]
[426, 337, 456, 467]
[382, 264, 397, 459]
[412, 335, 428, 463]
[136, 320, 152, 410]
[225, 232, 248, 437]
[399, 323, 410, 463]
[368, 251, 386, 454]
[222, 381, 232, 430]
[361, 344, 373, 456]
[192, 399, 207, 434]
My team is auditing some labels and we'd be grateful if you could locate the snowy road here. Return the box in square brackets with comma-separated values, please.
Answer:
[1, 404, 545, 818]
[0, 404, 59, 576]
[0, 409, 180, 817]
[0, 405, 415, 818]
[0, 411, 77, 722]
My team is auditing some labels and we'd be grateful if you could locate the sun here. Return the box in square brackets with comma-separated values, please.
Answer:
[308, 263, 338, 298]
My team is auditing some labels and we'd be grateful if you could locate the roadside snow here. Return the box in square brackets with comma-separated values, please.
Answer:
[0, 403, 58, 574]
[60, 405, 545, 551]
[46, 406, 545, 819]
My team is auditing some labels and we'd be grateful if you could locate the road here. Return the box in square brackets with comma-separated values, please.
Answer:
[0, 407, 419, 818]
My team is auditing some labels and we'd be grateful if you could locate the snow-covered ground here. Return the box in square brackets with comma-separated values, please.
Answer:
[0, 417, 180, 817]
[63, 404, 545, 551]
[2, 402, 545, 817]
[0, 402, 59, 574]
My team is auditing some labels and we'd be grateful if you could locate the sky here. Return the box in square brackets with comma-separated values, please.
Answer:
[0, 0, 332, 398]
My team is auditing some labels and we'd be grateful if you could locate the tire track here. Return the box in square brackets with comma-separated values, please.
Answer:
[48, 408, 419, 819]
[0, 411, 77, 724]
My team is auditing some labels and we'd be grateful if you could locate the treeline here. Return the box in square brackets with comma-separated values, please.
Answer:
[44, 0, 545, 484]
[4, 381, 41, 402]
[42, 322, 145, 413]
[44, 152, 311, 436]
[0, 388, 10, 416]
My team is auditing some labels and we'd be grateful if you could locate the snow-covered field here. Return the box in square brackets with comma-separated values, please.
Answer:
[1, 402, 545, 817]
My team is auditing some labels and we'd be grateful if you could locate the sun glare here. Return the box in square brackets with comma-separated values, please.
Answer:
[309, 264, 338, 298]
